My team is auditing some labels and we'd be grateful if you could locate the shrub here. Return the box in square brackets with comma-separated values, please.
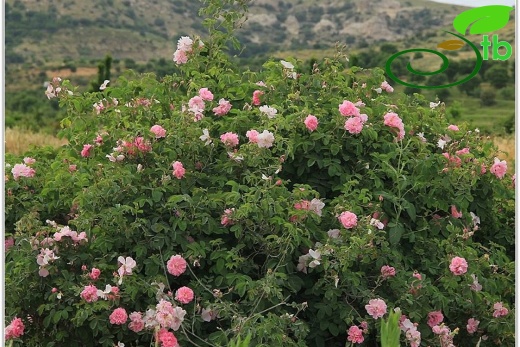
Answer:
[480, 88, 496, 106]
[5, 1, 515, 347]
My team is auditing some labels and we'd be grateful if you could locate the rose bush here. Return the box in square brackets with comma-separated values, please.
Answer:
[4, 1, 514, 346]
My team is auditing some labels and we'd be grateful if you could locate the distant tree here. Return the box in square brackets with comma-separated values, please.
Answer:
[380, 43, 398, 55]
[404, 86, 422, 95]
[89, 55, 112, 92]
[457, 74, 481, 96]
[484, 64, 510, 89]
[436, 88, 451, 102]
[480, 88, 496, 106]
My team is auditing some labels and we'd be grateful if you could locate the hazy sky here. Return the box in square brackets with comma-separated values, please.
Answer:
[429, 0, 515, 7]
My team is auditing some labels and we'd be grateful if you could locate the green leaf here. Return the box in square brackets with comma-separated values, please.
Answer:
[453, 5, 513, 35]
[403, 201, 417, 222]
[389, 224, 404, 245]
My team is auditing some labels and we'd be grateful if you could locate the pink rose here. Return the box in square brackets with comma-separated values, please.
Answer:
[172, 161, 186, 179]
[383, 112, 405, 140]
[381, 265, 396, 279]
[339, 100, 361, 117]
[221, 208, 235, 226]
[80, 285, 99, 302]
[150, 125, 166, 139]
[220, 132, 239, 147]
[365, 298, 387, 319]
[109, 307, 128, 325]
[490, 158, 507, 179]
[493, 302, 508, 317]
[252, 90, 263, 106]
[5, 237, 14, 251]
[449, 256, 468, 276]
[11, 163, 36, 181]
[338, 211, 357, 229]
[158, 328, 178, 347]
[447, 124, 459, 131]
[467, 318, 479, 334]
[5, 317, 25, 340]
[381, 81, 394, 93]
[347, 325, 364, 344]
[427, 311, 444, 328]
[134, 137, 152, 153]
[450, 205, 462, 219]
[167, 255, 187, 276]
[173, 49, 188, 64]
[81, 144, 93, 158]
[128, 312, 145, 333]
[304, 115, 319, 132]
[199, 87, 214, 101]
[89, 268, 101, 280]
[175, 286, 194, 304]
[213, 98, 232, 116]
[344, 117, 364, 134]
[23, 157, 36, 165]
[246, 130, 259, 143]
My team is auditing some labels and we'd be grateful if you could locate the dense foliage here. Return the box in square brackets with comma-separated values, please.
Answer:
[5, 1, 514, 346]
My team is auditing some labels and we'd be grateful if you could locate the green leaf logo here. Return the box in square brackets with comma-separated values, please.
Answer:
[453, 5, 513, 35]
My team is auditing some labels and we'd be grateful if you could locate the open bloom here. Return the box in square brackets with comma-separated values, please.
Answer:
[449, 256, 468, 275]
[467, 318, 479, 334]
[199, 87, 214, 101]
[81, 285, 99, 303]
[167, 255, 187, 276]
[220, 132, 239, 147]
[383, 112, 405, 140]
[490, 158, 507, 179]
[213, 98, 232, 116]
[172, 161, 186, 179]
[12, 163, 36, 180]
[259, 105, 277, 118]
[381, 81, 394, 93]
[5, 317, 25, 340]
[81, 144, 94, 158]
[339, 100, 361, 117]
[175, 286, 194, 304]
[338, 211, 357, 229]
[381, 265, 396, 279]
[128, 312, 145, 333]
[344, 117, 364, 134]
[256, 130, 275, 148]
[450, 205, 462, 218]
[365, 298, 387, 319]
[199, 129, 212, 146]
[347, 325, 364, 343]
[304, 115, 318, 131]
[118, 256, 137, 277]
[109, 308, 128, 325]
[246, 129, 259, 143]
[89, 268, 101, 280]
[158, 328, 178, 347]
[150, 125, 166, 138]
[427, 311, 444, 328]
[493, 302, 508, 317]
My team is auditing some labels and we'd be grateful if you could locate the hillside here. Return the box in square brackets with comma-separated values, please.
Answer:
[5, 0, 470, 64]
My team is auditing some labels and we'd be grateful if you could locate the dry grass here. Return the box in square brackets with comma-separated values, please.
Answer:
[493, 135, 515, 171]
[5, 127, 67, 156]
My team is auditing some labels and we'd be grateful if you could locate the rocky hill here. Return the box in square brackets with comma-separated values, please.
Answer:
[6, 0, 469, 64]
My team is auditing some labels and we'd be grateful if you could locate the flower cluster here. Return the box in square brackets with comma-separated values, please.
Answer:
[5, 317, 25, 340]
[173, 36, 203, 64]
[383, 112, 405, 140]
[11, 162, 36, 180]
